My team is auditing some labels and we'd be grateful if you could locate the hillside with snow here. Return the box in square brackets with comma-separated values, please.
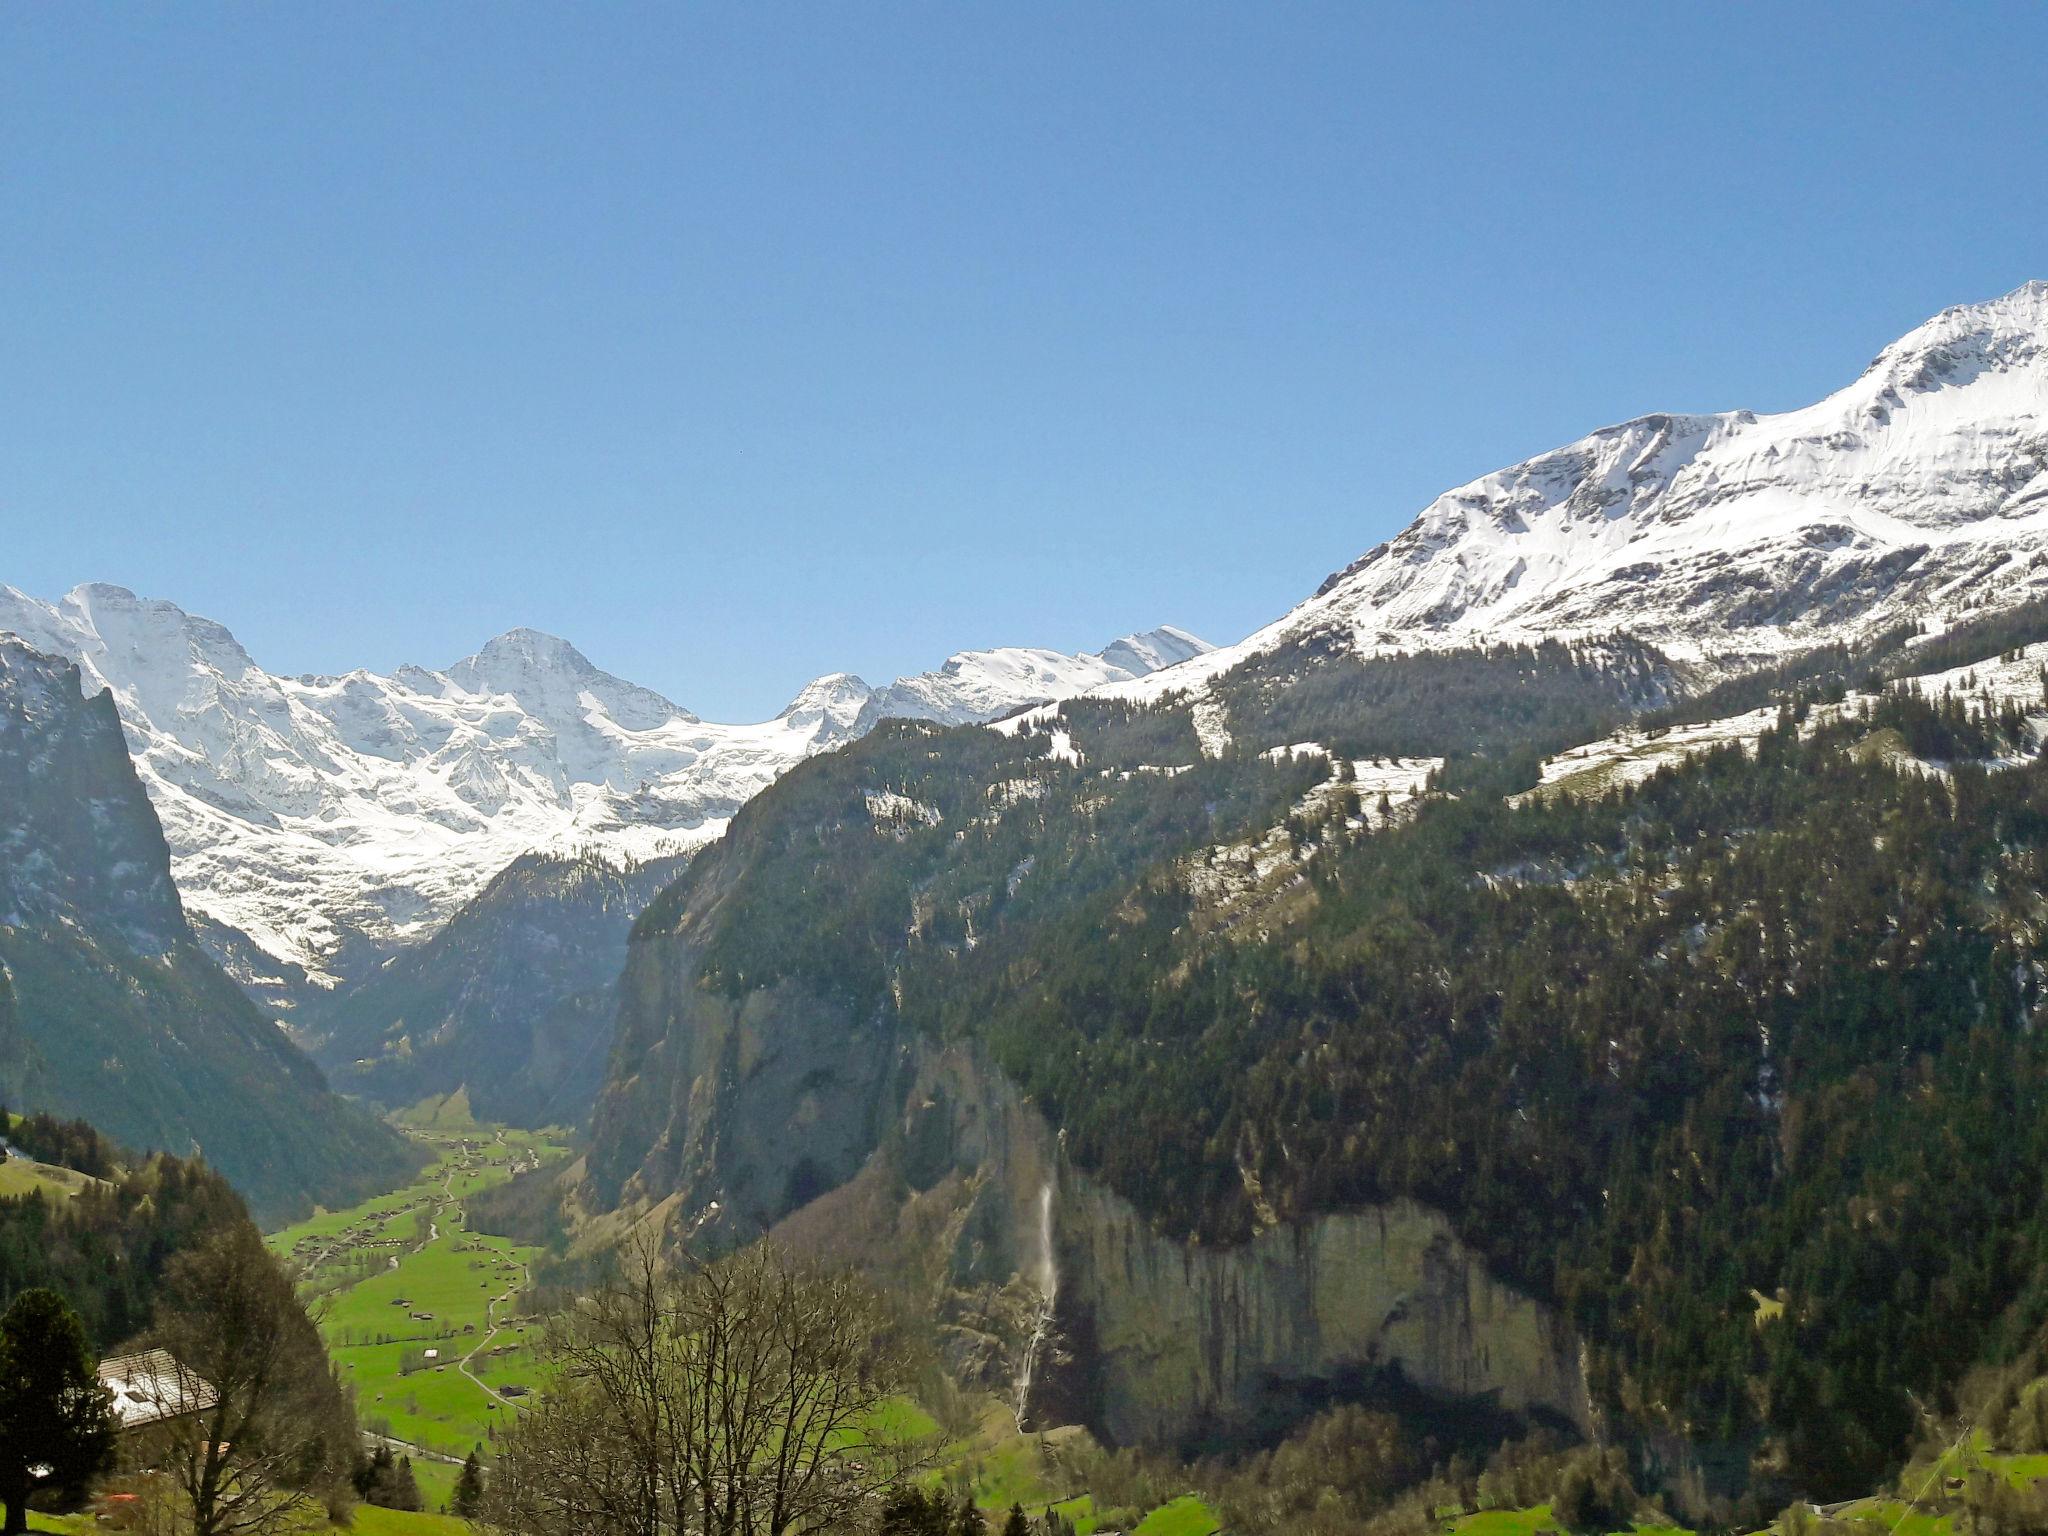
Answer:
[0, 584, 1207, 1000]
[1113, 282, 2048, 705]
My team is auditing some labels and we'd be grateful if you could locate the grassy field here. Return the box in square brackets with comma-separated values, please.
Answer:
[917, 1401, 1221, 1536]
[1132, 1493, 1223, 1536]
[1448, 1507, 1564, 1536]
[0, 1151, 104, 1199]
[267, 1098, 570, 1485]
[28, 1500, 478, 1534]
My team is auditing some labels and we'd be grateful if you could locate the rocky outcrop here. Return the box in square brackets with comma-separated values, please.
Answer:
[1051, 1176, 1593, 1449]
[593, 914, 1593, 1453]
[589, 936, 908, 1230]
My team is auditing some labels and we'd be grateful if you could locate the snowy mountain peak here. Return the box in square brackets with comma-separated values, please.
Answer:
[0, 587, 1206, 996]
[1826, 281, 2048, 433]
[777, 672, 875, 737]
[446, 627, 698, 731]
[1098, 625, 1212, 676]
[1113, 283, 2048, 706]
[1862, 279, 2048, 383]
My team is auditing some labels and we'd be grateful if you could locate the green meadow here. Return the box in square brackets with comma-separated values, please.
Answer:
[259, 1099, 1219, 1535]
[267, 1098, 570, 1483]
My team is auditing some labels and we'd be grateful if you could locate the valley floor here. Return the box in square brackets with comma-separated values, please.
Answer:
[265, 1091, 570, 1511]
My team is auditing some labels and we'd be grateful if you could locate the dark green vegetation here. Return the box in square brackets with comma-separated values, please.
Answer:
[307, 851, 689, 1127]
[0, 1109, 116, 1179]
[590, 623, 2048, 1502]
[0, 1114, 259, 1350]
[0, 1290, 114, 1536]
[0, 639, 416, 1223]
[1206, 634, 1672, 761]
[0, 1113, 374, 1531]
[1642, 593, 2048, 735]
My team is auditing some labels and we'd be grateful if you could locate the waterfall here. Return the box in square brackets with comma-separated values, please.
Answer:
[1014, 1177, 1058, 1431]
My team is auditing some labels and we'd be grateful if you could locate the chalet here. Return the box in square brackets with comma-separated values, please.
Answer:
[97, 1349, 219, 1436]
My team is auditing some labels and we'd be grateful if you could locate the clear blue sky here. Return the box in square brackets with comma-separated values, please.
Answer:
[5, 4, 2045, 719]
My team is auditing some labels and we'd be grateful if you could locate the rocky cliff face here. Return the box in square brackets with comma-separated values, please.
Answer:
[1052, 1178, 1593, 1449]
[0, 638, 418, 1222]
[590, 941, 905, 1229]
[591, 903, 1591, 1450]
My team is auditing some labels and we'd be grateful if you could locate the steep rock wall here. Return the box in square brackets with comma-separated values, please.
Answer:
[1052, 1174, 1593, 1448]
[595, 927, 1595, 1453]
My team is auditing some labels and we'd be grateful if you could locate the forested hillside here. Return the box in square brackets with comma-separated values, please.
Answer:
[590, 623, 2048, 1500]
[0, 1112, 254, 1348]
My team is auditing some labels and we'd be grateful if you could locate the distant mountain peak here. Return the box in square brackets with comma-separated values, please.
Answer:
[777, 672, 875, 738]
[447, 626, 696, 731]
[0, 584, 1203, 997]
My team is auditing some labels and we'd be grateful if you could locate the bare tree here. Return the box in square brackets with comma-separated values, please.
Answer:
[147, 1224, 354, 1536]
[487, 1233, 938, 1536]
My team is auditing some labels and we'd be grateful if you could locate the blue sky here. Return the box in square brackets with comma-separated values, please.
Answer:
[5, 4, 2045, 719]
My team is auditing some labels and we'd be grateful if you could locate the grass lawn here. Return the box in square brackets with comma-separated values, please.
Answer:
[913, 1400, 1218, 1536]
[1449, 1506, 1563, 1536]
[0, 1154, 102, 1198]
[1988, 1453, 2048, 1486]
[348, 1504, 479, 1535]
[1132, 1493, 1222, 1536]
[1856, 1503, 1954, 1536]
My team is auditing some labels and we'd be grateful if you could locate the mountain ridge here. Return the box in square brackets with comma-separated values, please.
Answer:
[0, 635, 418, 1221]
[0, 581, 1209, 1002]
[1105, 281, 2048, 708]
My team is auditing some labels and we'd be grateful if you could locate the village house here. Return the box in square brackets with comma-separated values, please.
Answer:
[97, 1349, 220, 1467]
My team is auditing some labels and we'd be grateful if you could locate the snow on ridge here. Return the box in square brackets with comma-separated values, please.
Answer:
[1524, 644, 2048, 803]
[0, 584, 1207, 991]
[1090, 282, 2048, 710]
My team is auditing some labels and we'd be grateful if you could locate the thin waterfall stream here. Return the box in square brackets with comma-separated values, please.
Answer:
[1014, 1177, 1058, 1431]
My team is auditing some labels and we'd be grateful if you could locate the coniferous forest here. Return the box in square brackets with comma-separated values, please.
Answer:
[598, 627, 2048, 1499]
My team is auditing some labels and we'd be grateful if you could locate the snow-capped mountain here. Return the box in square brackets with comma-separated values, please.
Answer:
[0, 583, 1208, 998]
[1119, 281, 2048, 703]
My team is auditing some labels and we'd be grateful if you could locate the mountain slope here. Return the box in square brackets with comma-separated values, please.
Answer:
[304, 849, 691, 1125]
[1117, 282, 2048, 706]
[0, 583, 1207, 1004]
[585, 607, 2048, 1496]
[577, 285, 2048, 1500]
[0, 636, 418, 1223]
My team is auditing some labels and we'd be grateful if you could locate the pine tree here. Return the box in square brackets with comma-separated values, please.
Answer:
[0, 1289, 116, 1536]
[1002, 1505, 1032, 1536]
[451, 1447, 485, 1517]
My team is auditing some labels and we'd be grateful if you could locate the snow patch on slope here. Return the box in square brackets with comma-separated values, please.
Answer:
[1525, 645, 2048, 801]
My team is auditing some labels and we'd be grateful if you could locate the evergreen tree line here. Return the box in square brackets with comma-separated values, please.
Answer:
[0, 1106, 117, 1178]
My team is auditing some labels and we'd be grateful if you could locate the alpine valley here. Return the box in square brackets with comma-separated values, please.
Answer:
[9, 284, 2048, 1526]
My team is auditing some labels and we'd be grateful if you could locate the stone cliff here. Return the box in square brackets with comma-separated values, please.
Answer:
[1053, 1176, 1593, 1448]
[589, 914, 1593, 1450]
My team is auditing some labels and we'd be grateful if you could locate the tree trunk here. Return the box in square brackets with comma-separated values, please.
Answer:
[1, 1490, 24, 1536]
